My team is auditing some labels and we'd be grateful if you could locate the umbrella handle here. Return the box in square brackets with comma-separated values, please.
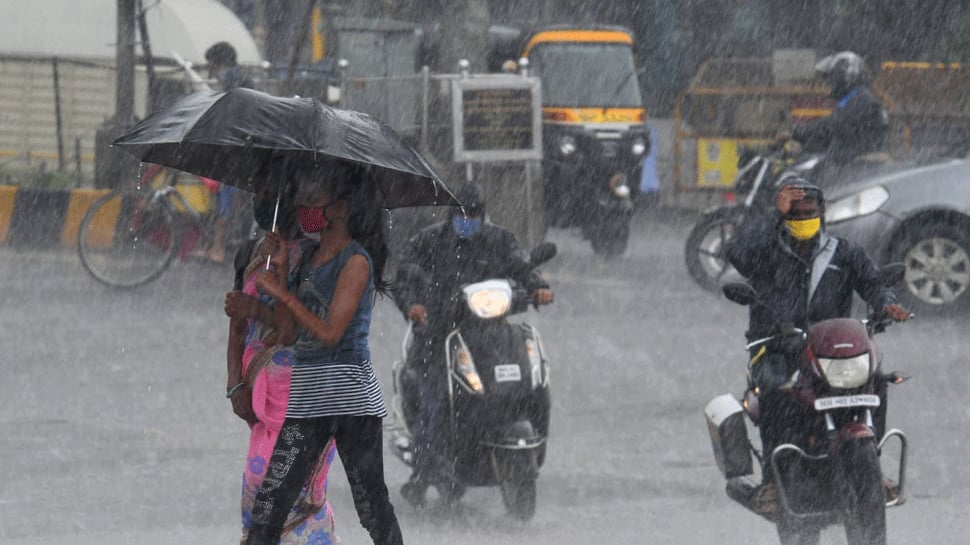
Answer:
[265, 192, 281, 270]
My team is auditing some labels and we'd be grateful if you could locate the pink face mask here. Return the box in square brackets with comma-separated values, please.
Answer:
[297, 206, 330, 233]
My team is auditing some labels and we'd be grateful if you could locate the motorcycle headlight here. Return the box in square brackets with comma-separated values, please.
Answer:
[817, 353, 870, 389]
[631, 137, 647, 156]
[463, 280, 512, 319]
[825, 186, 889, 224]
[558, 135, 577, 156]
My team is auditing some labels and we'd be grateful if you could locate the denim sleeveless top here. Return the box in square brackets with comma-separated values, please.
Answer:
[291, 241, 373, 364]
[286, 240, 386, 418]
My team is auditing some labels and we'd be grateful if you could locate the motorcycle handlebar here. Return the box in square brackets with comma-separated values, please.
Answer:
[744, 326, 806, 351]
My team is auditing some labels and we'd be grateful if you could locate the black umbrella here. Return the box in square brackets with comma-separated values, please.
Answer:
[112, 88, 460, 209]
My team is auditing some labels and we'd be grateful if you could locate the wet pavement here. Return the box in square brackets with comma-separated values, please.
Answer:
[2, 210, 967, 544]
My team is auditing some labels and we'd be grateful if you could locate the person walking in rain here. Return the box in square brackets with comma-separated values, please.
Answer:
[202, 41, 255, 263]
[223, 165, 341, 544]
[246, 163, 404, 545]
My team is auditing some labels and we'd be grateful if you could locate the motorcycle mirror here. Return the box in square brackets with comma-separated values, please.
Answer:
[879, 262, 906, 287]
[529, 242, 558, 267]
[722, 282, 757, 306]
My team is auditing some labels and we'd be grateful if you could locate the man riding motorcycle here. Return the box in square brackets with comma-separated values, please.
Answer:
[725, 179, 910, 487]
[780, 51, 891, 190]
[392, 182, 554, 507]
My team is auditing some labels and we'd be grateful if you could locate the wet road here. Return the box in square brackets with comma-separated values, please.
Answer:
[2, 211, 967, 545]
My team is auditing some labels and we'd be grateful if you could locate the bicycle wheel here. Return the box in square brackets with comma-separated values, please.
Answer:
[78, 190, 180, 288]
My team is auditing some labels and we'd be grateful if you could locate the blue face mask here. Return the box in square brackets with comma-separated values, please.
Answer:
[452, 216, 482, 239]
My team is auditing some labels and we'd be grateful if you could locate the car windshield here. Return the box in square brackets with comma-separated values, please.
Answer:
[529, 42, 642, 108]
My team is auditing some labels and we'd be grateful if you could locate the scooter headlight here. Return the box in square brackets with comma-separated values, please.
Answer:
[558, 135, 577, 156]
[818, 353, 870, 389]
[463, 280, 512, 319]
[631, 137, 647, 156]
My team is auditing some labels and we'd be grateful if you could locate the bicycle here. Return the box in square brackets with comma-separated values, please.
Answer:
[77, 164, 229, 288]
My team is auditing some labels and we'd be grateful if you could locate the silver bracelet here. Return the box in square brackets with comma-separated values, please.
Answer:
[225, 382, 245, 399]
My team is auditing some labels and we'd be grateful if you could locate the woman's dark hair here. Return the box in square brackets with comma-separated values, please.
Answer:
[329, 164, 392, 296]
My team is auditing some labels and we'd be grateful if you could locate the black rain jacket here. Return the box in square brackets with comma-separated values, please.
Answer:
[726, 210, 895, 342]
[792, 85, 889, 165]
[393, 220, 549, 332]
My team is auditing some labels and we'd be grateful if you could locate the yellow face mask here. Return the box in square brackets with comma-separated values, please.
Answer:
[785, 217, 821, 240]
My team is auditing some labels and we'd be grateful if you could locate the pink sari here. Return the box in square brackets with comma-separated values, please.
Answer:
[238, 238, 339, 545]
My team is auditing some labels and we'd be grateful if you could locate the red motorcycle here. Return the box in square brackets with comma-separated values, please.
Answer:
[705, 264, 910, 545]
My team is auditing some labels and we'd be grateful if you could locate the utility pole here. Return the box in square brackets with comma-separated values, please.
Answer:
[115, 0, 136, 125]
[94, 0, 140, 189]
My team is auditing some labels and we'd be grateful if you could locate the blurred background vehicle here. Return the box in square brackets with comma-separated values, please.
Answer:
[825, 149, 970, 314]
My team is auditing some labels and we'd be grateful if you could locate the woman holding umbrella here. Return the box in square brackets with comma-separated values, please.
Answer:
[223, 169, 340, 545]
[248, 162, 404, 545]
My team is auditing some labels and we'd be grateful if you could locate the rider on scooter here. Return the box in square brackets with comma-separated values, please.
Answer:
[392, 182, 555, 507]
[778, 51, 891, 190]
[725, 179, 910, 487]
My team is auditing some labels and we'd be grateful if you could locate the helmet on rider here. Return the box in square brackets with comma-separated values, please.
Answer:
[778, 177, 825, 241]
[814, 51, 868, 99]
[452, 182, 486, 239]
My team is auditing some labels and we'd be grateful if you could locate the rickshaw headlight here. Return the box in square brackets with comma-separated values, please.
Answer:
[558, 135, 577, 156]
[609, 173, 631, 198]
[631, 137, 647, 156]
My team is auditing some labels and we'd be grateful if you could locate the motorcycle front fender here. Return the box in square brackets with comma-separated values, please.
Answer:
[486, 420, 543, 481]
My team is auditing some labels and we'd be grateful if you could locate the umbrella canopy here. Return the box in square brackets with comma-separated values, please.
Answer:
[112, 88, 459, 209]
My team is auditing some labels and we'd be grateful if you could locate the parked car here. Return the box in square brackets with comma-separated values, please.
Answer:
[825, 156, 970, 313]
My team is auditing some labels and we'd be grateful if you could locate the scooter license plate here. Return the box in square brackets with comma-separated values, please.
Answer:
[494, 364, 522, 382]
[814, 394, 880, 411]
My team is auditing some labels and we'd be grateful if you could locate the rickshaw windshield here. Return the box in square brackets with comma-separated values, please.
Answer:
[530, 43, 642, 108]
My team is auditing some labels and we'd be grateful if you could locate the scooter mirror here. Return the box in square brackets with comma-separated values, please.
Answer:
[722, 282, 757, 306]
[878, 262, 906, 287]
[530, 242, 558, 267]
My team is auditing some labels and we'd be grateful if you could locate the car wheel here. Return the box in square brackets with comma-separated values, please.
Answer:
[894, 223, 970, 312]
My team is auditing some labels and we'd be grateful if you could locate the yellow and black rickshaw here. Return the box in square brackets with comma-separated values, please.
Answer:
[490, 25, 650, 256]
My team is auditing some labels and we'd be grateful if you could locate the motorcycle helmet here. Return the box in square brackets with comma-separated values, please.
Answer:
[815, 51, 868, 99]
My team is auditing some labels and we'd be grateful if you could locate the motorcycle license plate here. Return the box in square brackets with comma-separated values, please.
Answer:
[814, 394, 880, 411]
[494, 364, 522, 382]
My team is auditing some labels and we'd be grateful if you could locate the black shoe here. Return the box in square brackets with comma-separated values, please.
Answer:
[752, 482, 778, 514]
[400, 480, 428, 508]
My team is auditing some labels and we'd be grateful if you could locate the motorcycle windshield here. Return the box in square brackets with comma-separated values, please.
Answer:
[529, 43, 643, 108]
